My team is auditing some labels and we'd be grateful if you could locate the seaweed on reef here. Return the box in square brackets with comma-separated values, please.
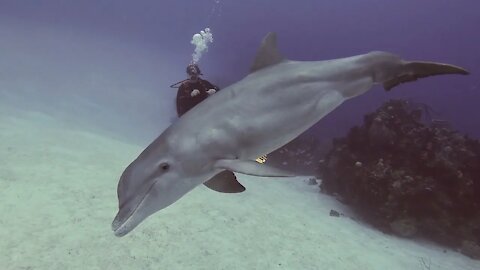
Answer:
[317, 99, 480, 260]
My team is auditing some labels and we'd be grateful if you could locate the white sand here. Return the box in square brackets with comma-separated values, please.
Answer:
[1, 106, 479, 270]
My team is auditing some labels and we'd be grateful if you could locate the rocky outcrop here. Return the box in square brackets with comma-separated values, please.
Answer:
[318, 99, 480, 259]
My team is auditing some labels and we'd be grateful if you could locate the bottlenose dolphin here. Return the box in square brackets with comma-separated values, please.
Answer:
[112, 32, 468, 237]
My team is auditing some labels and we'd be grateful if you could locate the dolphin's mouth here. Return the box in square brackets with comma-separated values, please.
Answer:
[112, 216, 133, 237]
[112, 208, 139, 237]
[112, 180, 157, 237]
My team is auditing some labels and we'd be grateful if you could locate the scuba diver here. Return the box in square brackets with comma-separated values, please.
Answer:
[170, 63, 267, 164]
[173, 63, 220, 117]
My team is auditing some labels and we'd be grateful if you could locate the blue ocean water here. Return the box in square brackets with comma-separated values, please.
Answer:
[1, 0, 478, 141]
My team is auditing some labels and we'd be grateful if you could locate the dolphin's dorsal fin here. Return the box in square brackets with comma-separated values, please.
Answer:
[250, 32, 285, 73]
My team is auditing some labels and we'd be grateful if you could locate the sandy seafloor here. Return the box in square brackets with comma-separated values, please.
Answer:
[1, 104, 479, 270]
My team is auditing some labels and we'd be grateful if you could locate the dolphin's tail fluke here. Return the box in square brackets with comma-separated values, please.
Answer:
[382, 60, 469, 91]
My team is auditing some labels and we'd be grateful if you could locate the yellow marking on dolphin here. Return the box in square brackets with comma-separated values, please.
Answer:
[255, 154, 267, 164]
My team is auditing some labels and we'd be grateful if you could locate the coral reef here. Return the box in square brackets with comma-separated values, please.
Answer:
[267, 135, 331, 175]
[318, 99, 480, 259]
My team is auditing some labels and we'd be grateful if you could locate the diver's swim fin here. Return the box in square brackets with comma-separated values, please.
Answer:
[203, 170, 246, 193]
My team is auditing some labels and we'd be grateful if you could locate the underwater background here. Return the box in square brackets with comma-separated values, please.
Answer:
[0, 0, 479, 269]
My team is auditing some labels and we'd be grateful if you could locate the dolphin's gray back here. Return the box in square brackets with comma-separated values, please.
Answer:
[168, 57, 366, 159]
[167, 49, 468, 161]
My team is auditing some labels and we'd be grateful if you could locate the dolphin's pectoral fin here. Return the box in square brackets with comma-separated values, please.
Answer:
[204, 170, 245, 193]
[214, 159, 295, 177]
[250, 32, 285, 73]
[383, 61, 469, 91]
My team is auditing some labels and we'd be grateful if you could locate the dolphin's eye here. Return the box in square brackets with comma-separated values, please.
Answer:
[159, 162, 170, 171]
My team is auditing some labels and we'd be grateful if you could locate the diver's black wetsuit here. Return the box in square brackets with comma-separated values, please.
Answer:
[176, 79, 220, 117]
[175, 78, 243, 193]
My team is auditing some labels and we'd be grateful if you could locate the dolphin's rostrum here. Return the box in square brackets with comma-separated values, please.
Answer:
[112, 32, 468, 237]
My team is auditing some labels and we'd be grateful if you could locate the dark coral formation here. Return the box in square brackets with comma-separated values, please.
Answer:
[317, 99, 480, 259]
[267, 135, 331, 175]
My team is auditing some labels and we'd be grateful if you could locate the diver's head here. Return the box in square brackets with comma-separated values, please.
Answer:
[186, 63, 202, 79]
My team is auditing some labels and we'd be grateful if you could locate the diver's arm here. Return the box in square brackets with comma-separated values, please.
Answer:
[210, 82, 220, 91]
[177, 84, 191, 100]
[210, 82, 221, 91]
[176, 83, 195, 116]
[203, 80, 220, 96]
[200, 79, 218, 91]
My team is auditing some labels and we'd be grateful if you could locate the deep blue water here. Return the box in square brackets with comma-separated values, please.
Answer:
[1, 0, 479, 140]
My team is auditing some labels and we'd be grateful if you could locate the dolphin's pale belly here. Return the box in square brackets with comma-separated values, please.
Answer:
[227, 88, 345, 158]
